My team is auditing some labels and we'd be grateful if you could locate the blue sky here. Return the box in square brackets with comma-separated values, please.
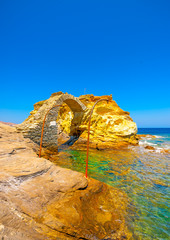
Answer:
[0, 0, 170, 127]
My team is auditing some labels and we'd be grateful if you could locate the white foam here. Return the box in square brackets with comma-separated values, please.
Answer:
[139, 140, 157, 146]
[155, 148, 162, 153]
[140, 135, 152, 140]
[147, 142, 157, 146]
[163, 144, 170, 149]
[154, 135, 164, 139]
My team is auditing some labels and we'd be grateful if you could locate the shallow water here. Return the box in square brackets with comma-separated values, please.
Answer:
[138, 128, 170, 153]
[52, 129, 170, 240]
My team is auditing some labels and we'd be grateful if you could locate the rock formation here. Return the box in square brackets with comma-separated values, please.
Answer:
[0, 122, 132, 239]
[17, 92, 87, 151]
[17, 92, 138, 151]
[71, 94, 138, 149]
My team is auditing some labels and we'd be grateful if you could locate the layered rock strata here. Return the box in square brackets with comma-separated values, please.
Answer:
[17, 92, 138, 151]
[0, 122, 132, 239]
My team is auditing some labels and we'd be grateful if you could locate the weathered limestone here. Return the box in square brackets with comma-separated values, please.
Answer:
[17, 92, 138, 151]
[74, 94, 138, 149]
[0, 122, 132, 239]
[55, 94, 138, 149]
[17, 92, 86, 150]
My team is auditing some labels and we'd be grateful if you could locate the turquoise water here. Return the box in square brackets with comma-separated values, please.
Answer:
[53, 129, 170, 239]
[138, 128, 170, 153]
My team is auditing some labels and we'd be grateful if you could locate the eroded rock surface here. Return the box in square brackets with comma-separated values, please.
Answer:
[17, 92, 138, 151]
[17, 93, 86, 150]
[0, 122, 132, 239]
[72, 94, 138, 149]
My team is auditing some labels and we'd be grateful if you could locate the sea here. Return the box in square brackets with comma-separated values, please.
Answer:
[53, 128, 170, 240]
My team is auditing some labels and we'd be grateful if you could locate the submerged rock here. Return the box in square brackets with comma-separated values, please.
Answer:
[0, 122, 132, 239]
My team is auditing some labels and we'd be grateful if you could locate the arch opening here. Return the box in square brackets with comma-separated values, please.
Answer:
[39, 94, 86, 152]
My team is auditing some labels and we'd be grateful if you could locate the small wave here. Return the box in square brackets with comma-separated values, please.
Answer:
[138, 141, 170, 154]
[147, 142, 157, 146]
[154, 135, 165, 139]
[139, 141, 146, 146]
[139, 140, 157, 146]
[155, 147, 163, 153]
[162, 144, 170, 149]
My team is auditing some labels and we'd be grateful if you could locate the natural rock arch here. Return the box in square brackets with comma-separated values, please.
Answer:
[43, 94, 87, 149]
[17, 93, 87, 150]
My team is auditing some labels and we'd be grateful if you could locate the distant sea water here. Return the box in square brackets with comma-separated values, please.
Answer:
[51, 128, 170, 240]
[138, 128, 170, 135]
[138, 128, 170, 153]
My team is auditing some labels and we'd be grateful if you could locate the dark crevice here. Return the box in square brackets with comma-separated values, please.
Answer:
[9, 149, 16, 155]
[61, 136, 79, 146]
[40, 223, 89, 240]
[15, 167, 51, 183]
[19, 208, 89, 239]
[77, 184, 88, 191]
[0, 167, 51, 191]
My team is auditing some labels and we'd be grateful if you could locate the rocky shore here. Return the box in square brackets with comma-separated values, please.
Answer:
[17, 92, 138, 152]
[0, 122, 132, 239]
[136, 134, 170, 154]
[72, 94, 138, 149]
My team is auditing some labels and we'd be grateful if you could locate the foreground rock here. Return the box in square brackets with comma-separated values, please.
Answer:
[17, 92, 138, 151]
[0, 122, 132, 239]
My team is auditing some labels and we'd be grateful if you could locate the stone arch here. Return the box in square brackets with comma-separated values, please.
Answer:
[17, 93, 87, 151]
[43, 94, 86, 149]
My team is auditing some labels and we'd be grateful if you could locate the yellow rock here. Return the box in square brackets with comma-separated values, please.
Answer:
[17, 92, 138, 150]
[0, 122, 132, 239]
[58, 94, 138, 149]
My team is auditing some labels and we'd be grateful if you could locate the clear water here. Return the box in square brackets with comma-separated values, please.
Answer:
[138, 128, 170, 152]
[52, 128, 170, 240]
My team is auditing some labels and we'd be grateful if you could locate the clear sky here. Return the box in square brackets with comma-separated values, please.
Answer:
[0, 0, 170, 127]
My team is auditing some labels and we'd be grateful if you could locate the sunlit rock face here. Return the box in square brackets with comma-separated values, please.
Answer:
[0, 122, 132, 239]
[17, 92, 86, 150]
[17, 92, 138, 150]
[58, 94, 138, 149]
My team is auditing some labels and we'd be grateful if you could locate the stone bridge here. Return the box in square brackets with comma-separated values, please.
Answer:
[17, 93, 87, 150]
